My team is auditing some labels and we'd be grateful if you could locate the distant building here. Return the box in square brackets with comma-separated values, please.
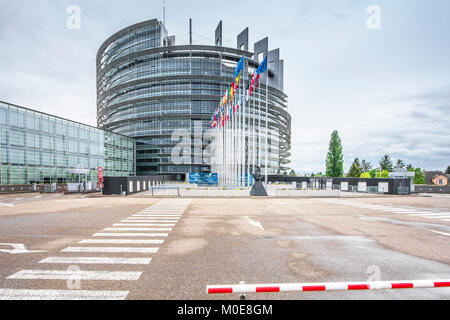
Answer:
[424, 171, 448, 186]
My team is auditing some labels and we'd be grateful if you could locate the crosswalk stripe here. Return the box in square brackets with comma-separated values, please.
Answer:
[39, 257, 152, 265]
[421, 215, 450, 219]
[113, 223, 175, 227]
[8, 270, 142, 281]
[78, 239, 164, 244]
[409, 213, 450, 217]
[0, 289, 129, 300]
[121, 220, 178, 223]
[104, 227, 172, 232]
[125, 217, 179, 220]
[61, 247, 159, 253]
[133, 215, 182, 217]
[93, 233, 168, 237]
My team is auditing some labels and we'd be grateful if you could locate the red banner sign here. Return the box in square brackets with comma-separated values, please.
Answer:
[98, 167, 104, 189]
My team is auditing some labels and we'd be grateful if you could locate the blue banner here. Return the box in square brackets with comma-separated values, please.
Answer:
[189, 173, 218, 186]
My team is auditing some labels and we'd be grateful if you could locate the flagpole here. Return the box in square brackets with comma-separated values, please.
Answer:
[265, 71, 269, 186]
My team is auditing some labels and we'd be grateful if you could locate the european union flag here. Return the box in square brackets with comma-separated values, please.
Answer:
[256, 56, 268, 74]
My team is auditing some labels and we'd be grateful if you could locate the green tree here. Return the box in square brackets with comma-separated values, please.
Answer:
[406, 164, 413, 171]
[369, 169, 377, 178]
[394, 159, 406, 170]
[289, 169, 296, 176]
[347, 159, 362, 178]
[360, 159, 372, 173]
[445, 165, 450, 174]
[360, 172, 371, 178]
[379, 155, 394, 172]
[414, 168, 426, 184]
[325, 130, 344, 177]
[381, 169, 389, 178]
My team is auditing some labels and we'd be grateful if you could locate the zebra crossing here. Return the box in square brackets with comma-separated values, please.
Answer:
[319, 199, 450, 223]
[0, 198, 192, 300]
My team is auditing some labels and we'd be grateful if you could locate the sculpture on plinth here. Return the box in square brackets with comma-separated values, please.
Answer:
[250, 166, 268, 196]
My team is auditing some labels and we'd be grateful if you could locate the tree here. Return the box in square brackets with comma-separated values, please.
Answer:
[347, 159, 362, 178]
[445, 165, 450, 174]
[381, 169, 389, 178]
[406, 164, 413, 171]
[289, 169, 296, 176]
[360, 172, 371, 178]
[379, 155, 394, 172]
[414, 168, 426, 184]
[325, 130, 344, 177]
[369, 169, 377, 178]
[360, 159, 372, 173]
[394, 159, 406, 170]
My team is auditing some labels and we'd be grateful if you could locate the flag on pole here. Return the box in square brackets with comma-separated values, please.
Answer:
[249, 73, 255, 96]
[235, 56, 244, 79]
[256, 56, 268, 74]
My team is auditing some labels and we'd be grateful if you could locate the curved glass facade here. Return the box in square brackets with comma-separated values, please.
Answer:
[97, 19, 291, 175]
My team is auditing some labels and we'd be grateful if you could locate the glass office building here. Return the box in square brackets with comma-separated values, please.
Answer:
[97, 19, 291, 176]
[0, 101, 135, 185]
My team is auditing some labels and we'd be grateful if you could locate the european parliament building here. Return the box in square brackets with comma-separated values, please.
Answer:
[97, 19, 291, 176]
[0, 18, 291, 186]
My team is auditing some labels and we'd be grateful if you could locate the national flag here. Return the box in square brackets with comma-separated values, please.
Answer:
[235, 74, 240, 88]
[235, 56, 244, 79]
[249, 73, 255, 96]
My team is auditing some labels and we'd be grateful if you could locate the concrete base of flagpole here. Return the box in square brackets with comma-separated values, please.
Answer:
[250, 181, 268, 197]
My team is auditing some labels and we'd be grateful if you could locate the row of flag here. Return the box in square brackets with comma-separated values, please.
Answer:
[210, 56, 268, 129]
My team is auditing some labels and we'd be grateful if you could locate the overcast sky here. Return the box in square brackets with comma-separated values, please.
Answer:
[0, 0, 449, 173]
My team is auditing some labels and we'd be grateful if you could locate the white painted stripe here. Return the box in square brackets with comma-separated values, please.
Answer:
[104, 227, 172, 232]
[125, 217, 179, 220]
[78, 239, 164, 244]
[0, 289, 129, 300]
[422, 215, 450, 219]
[410, 213, 450, 217]
[61, 247, 159, 253]
[113, 223, 175, 227]
[8, 270, 142, 281]
[39, 257, 152, 265]
[93, 233, 168, 237]
[121, 220, 178, 223]
[133, 215, 182, 217]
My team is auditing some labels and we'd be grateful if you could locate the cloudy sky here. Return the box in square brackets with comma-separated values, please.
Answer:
[0, 0, 449, 173]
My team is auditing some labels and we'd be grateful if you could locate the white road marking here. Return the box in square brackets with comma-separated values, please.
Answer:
[104, 227, 172, 232]
[78, 239, 164, 244]
[93, 233, 168, 237]
[0, 203, 14, 207]
[244, 216, 264, 230]
[125, 217, 179, 220]
[113, 223, 175, 227]
[8, 270, 142, 281]
[61, 247, 159, 253]
[121, 220, 178, 223]
[0, 243, 46, 254]
[133, 215, 182, 217]
[0, 289, 129, 300]
[39, 257, 152, 265]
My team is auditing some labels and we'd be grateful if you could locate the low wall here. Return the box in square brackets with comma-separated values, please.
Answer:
[0, 184, 66, 194]
[414, 185, 450, 194]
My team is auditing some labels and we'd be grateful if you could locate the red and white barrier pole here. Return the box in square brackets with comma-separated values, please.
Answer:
[207, 280, 450, 294]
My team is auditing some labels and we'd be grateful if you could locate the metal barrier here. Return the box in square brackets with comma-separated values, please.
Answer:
[207, 279, 450, 295]
[398, 187, 410, 195]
